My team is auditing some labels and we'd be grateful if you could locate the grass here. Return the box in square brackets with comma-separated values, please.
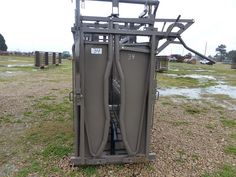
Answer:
[1, 56, 236, 176]
[221, 119, 236, 128]
[191, 154, 199, 161]
[172, 121, 190, 126]
[162, 119, 190, 127]
[157, 62, 236, 87]
[42, 144, 72, 158]
[202, 165, 236, 177]
[82, 166, 99, 177]
[230, 133, 236, 140]
[224, 146, 236, 155]
[183, 104, 207, 115]
[185, 107, 201, 115]
[157, 75, 200, 88]
[205, 123, 216, 130]
[0, 114, 24, 124]
[14, 92, 74, 176]
[175, 149, 187, 163]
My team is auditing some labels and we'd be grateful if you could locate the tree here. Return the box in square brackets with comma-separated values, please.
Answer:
[227, 50, 236, 62]
[0, 33, 8, 51]
[216, 44, 227, 62]
[62, 51, 71, 59]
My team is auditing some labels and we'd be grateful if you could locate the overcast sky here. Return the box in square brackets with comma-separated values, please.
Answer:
[0, 0, 235, 56]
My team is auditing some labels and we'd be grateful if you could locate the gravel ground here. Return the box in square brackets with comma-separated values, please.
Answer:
[0, 61, 236, 176]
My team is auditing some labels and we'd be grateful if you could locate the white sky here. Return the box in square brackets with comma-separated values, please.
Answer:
[0, 0, 235, 55]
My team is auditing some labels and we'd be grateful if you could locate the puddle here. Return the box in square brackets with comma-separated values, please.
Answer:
[169, 69, 180, 71]
[158, 84, 236, 99]
[0, 58, 19, 62]
[164, 74, 216, 80]
[215, 100, 236, 111]
[0, 71, 26, 77]
[0, 163, 17, 177]
[6, 64, 34, 67]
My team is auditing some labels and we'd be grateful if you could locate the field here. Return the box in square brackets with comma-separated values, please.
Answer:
[0, 56, 236, 177]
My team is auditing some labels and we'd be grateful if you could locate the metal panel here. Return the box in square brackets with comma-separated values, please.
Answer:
[119, 48, 149, 155]
[84, 44, 110, 156]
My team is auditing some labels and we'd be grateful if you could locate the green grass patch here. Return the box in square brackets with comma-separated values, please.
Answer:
[191, 154, 199, 161]
[0, 114, 23, 124]
[23, 111, 33, 117]
[42, 144, 72, 158]
[172, 121, 190, 126]
[157, 74, 200, 88]
[202, 165, 236, 177]
[185, 107, 201, 115]
[33, 97, 72, 121]
[82, 166, 99, 177]
[0, 114, 14, 123]
[25, 121, 73, 145]
[161, 101, 172, 105]
[230, 134, 236, 140]
[16, 160, 44, 177]
[162, 120, 190, 126]
[224, 146, 236, 155]
[205, 123, 216, 130]
[175, 149, 187, 163]
[221, 119, 236, 128]
[39, 95, 57, 101]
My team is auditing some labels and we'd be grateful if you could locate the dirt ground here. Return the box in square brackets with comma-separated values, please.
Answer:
[0, 56, 236, 177]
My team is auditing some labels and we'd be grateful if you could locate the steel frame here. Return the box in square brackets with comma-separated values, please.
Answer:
[71, 0, 214, 166]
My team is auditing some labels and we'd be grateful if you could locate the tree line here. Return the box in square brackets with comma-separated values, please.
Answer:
[0, 33, 8, 51]
[215, 44, 236, 62]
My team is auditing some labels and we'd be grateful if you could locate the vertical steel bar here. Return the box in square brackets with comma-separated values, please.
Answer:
[79, 29, 85, 163]
[146, 35, 156, 156]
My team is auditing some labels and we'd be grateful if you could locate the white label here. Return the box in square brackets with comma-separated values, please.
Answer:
[91, 48, 102, 55]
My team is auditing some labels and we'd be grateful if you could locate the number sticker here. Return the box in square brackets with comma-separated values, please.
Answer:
[91, 48, 102, 55]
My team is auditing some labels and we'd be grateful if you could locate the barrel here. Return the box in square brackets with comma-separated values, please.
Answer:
[231, 57, 236, 69]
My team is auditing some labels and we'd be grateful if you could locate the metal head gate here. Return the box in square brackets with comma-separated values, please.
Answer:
[70, 0, 214, 165]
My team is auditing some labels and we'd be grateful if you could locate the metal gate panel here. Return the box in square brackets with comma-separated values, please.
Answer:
[119, 49, 150, 155]
[84, 44, 109, 156]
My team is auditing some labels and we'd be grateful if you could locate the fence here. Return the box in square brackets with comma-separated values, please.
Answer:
[35, 51, 62, 68]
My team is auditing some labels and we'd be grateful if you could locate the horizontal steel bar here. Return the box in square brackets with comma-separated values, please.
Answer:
[85, 0, 159, 5]
[71, 153, 156, 165]
[81, 27, 179, 37]
[156, 18, 194, 23]
[81, 16, 194, 24]
[81, 16, 154, 24]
